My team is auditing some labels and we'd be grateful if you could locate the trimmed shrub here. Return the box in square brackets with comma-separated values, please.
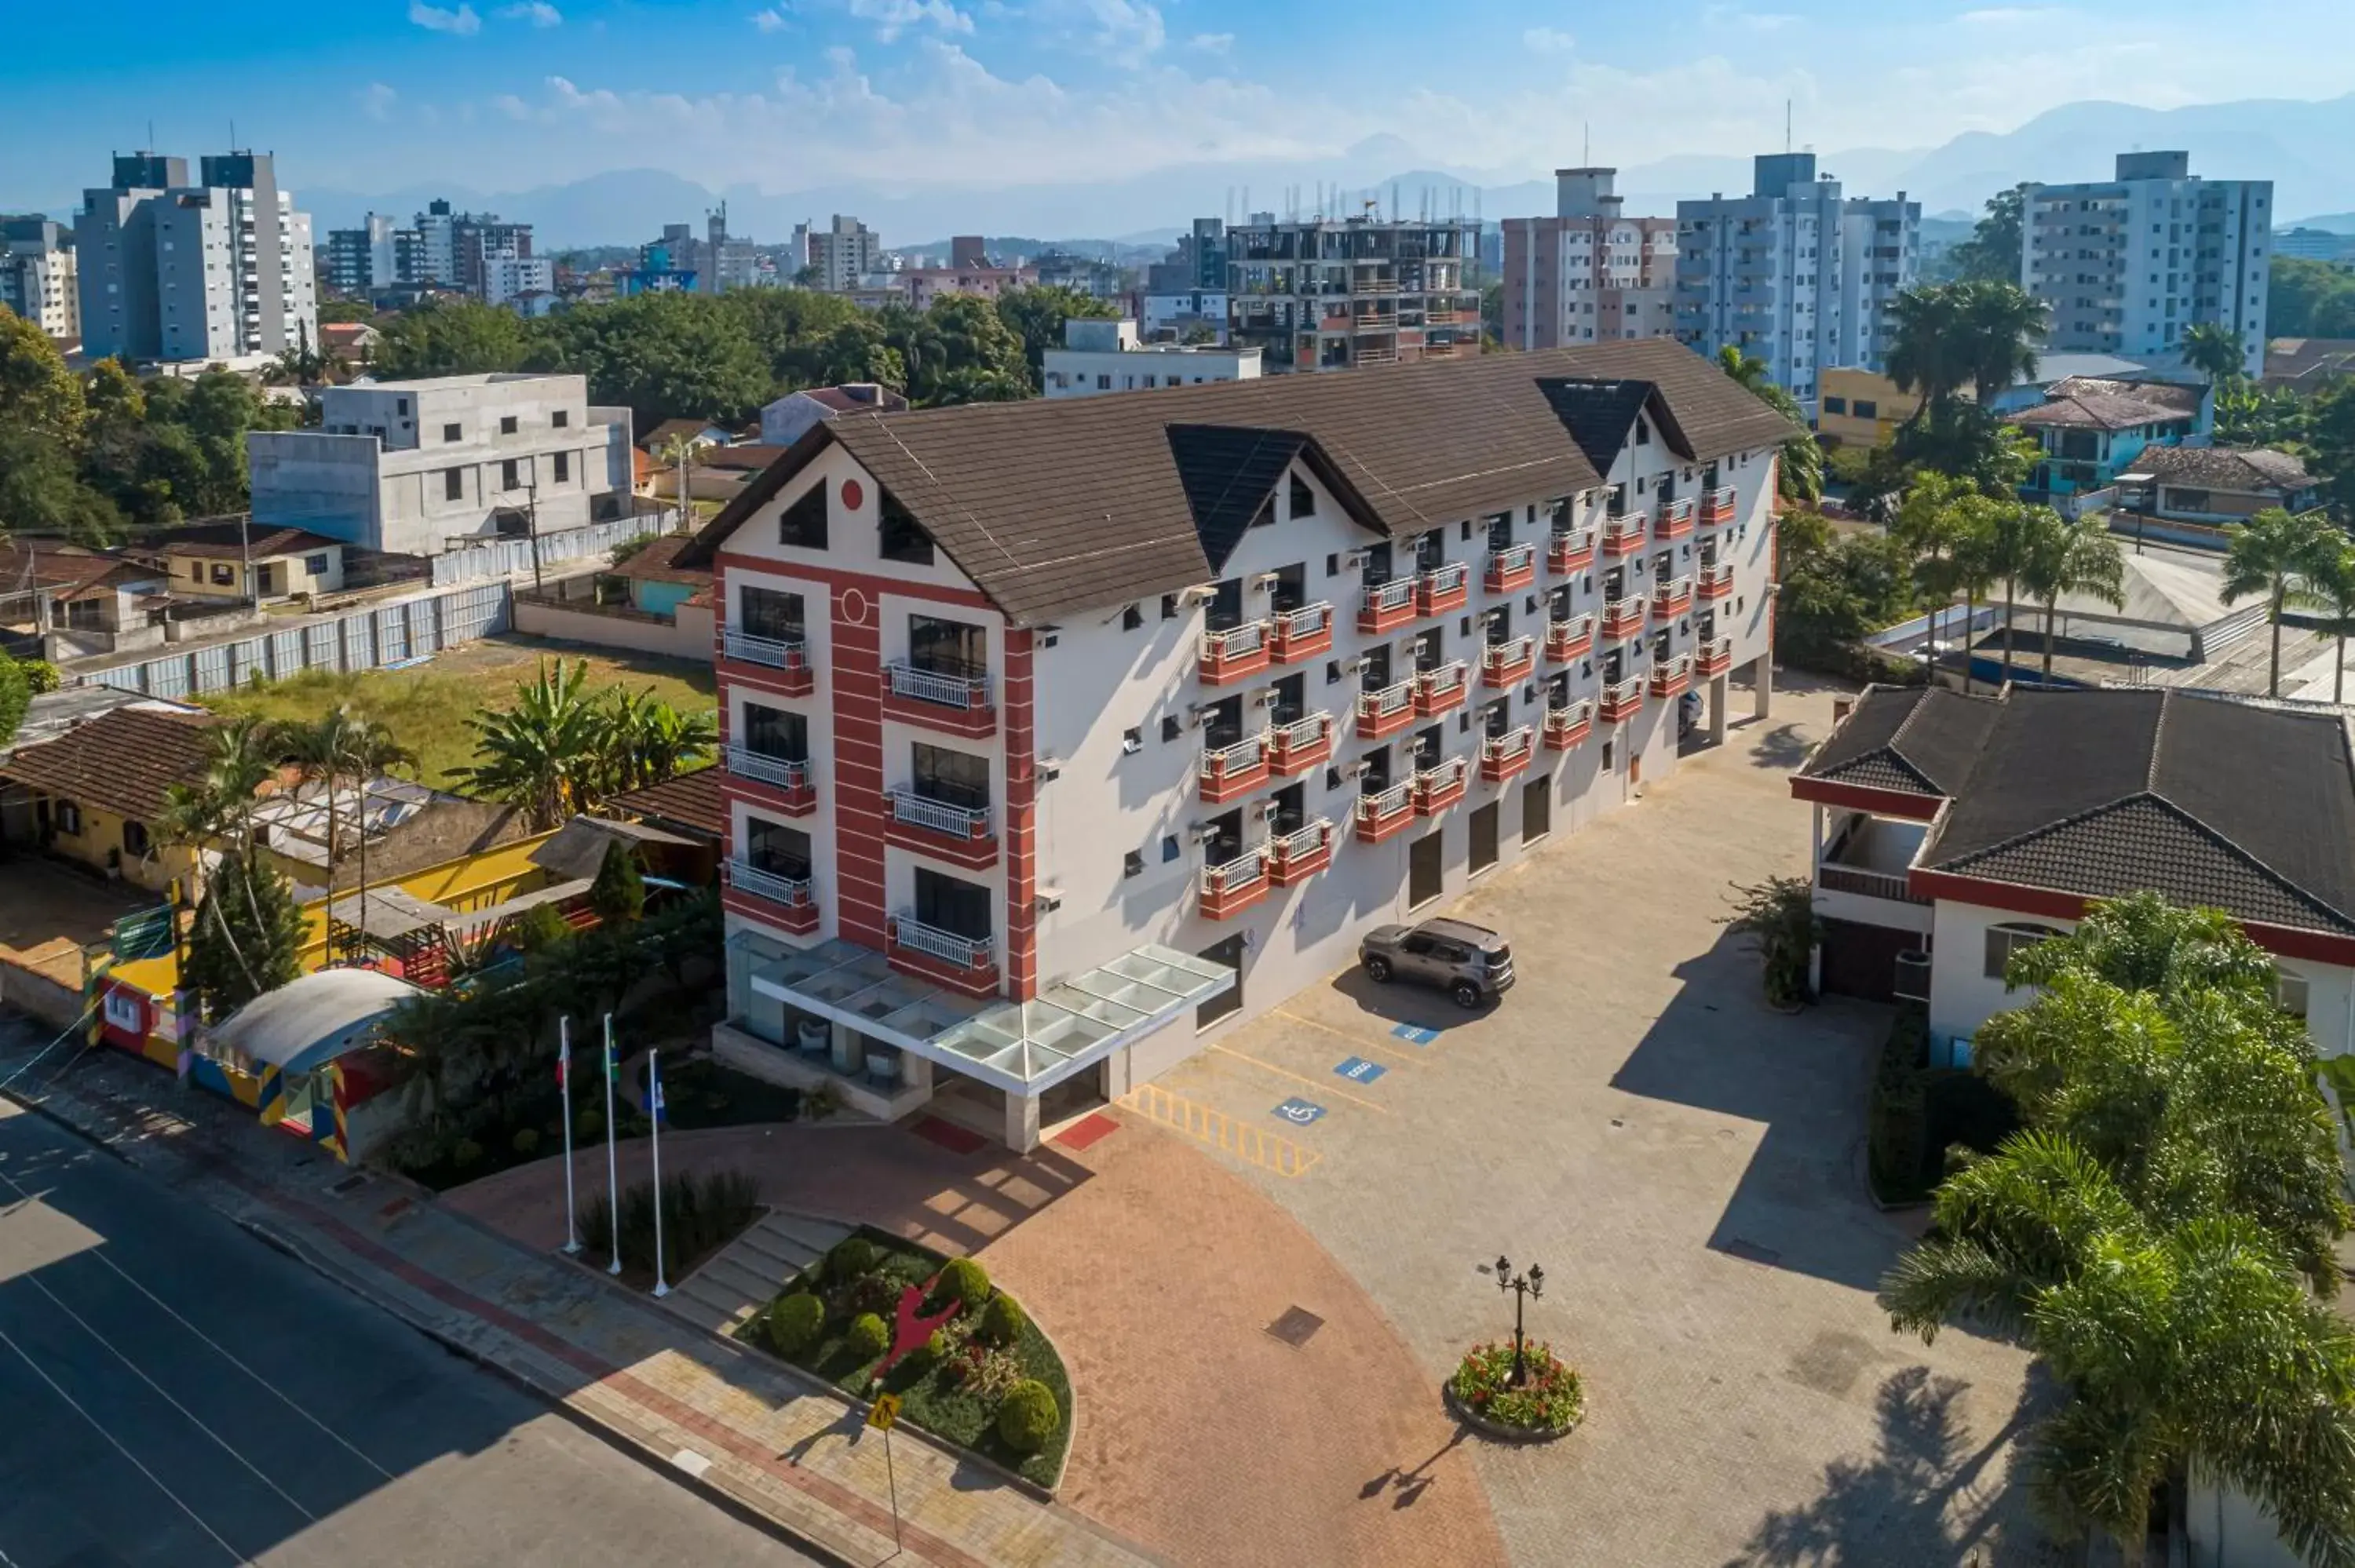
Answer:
[575, 1107, 604, 1141]
[827, 1236, 879, 1283]
[996, 1380, 1061, 1454]
[901, 1329, 948, 1376]
[938, 1256, 989, 1306]
[845, 1311, 890, 1362]
[769, 1292, 825, 1356]
[452, 1137, 484, 1169]
[977, 1292, 1028, 1347]
[512, 1127, 541, 1157]
[1868, 1008, 1932, 1202]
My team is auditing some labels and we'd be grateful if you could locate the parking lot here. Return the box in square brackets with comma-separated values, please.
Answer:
[1139, 680, 2056, 1567]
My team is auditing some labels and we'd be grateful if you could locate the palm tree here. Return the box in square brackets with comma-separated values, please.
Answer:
[2221, 507, 2341, 698]
[1714, 345, 1822, 505]
[2181, 321, 2247, 385]
[1980, 500, 2065, 685]
[1886, 286, 1966, 428]
[449, 658, 604, 829]
[154, 714, 287, 1001]
[2299, 540, 2355, 705]
[1896, 474, 1999, 691]
[597, 690, 715, 794]
[1955, 279, 2047, 406]
[2020, 514, 2127, 684]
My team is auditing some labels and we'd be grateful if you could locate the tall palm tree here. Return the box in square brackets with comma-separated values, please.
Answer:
[2021, 514, 2127, 684]
[449, 658, 603, 829]
[2221, 507, 2342, 698]
[281, 706, 373, 887]
[342, 717, 416, 961]
[1980, 500, 2064, 685]
[1714, 345, 1822, 505]
[1955, 279, 2047, 406]
[2297, 539, 2355, 706]
[154, 714, 286, 997]
[2180, 321, 2247, 385]
[1885, 286, 1967, 427]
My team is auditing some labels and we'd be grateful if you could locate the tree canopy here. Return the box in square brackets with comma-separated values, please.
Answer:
[1941, 185, 2027, 286]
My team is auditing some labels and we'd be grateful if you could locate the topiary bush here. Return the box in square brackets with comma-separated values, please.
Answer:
[938, 1256, 989, 1306]
[827, 1236, 878, 1283]
[996, 1379, 1061, 1454]
[769, 1291, 825, 1356]
[901, 1328, 947, 1377]
[845, 1311, 890, 1362]
[977, 1291, 1028, 1347]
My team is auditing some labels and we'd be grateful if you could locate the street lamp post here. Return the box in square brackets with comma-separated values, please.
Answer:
[1495, 1255, 1544, 1387]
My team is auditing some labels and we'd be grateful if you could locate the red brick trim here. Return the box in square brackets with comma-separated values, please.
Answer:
[716, 551, 996, 611]
[1911, 869, 2355, 967]
[1002, 630, 1037, 1001]
[829, 580, 889, 950]
[1788, 775, 1946, 821]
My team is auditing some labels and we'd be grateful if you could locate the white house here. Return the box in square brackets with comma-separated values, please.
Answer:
[680, 338, 1793, 1149]
[1792, 684, 2355, 1058]
[1042, 318, 1262, 399]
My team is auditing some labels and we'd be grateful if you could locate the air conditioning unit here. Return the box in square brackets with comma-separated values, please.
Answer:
[1034, 888, 1065, 913]
[1178, 584, 1218, 606]
[1249, 571, 1281, 592]
[1185, 822, 1223, 844]
[1342, 758, 1377, 779]
[1251, 688, 1280, 707]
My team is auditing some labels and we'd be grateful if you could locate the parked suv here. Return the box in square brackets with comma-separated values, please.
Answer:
[1359, 917, 1515, 1008]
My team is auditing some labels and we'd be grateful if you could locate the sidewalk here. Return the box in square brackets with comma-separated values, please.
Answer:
[0, 1026, 1159, 1568]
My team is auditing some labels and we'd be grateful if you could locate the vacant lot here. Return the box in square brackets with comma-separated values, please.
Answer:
[197, 635, 716, 787]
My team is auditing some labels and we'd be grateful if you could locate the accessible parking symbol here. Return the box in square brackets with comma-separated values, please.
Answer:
[1272, 1097, 1327, 1125]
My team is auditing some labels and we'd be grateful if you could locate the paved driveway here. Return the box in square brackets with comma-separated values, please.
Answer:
[1148, 679, 2057, 1567]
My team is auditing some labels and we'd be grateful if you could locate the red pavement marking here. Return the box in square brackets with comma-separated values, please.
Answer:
[233, 1179, 995, 1568]
[1051, 1113, 1119, 1152]
[908, 1116, 987, 1155]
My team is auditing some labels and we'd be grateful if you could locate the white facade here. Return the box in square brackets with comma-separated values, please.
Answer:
[1, 218, 79, 343]
[480, 247, 554, 310]
[246, 373, 632, 556]
[710, 394, 1782, 1149]
[1042, 318, 1263, 398]
[1676, 153, 1920, 414]
[2023, 151, 2272, 380]
[809, 215, 882, 293]
[1502, 168, 1680, 351]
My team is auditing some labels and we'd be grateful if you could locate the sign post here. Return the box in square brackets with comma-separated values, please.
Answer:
[603, 1015, 622, 1276]
[648, 1048, 670, 1298]
[558, 1016, 579, 1254]
[867, 1395, 904, 1548]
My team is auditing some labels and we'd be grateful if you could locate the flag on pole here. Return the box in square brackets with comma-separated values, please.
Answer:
[648, 1058, 666, 1125]
[557, 1038, 569, 1086]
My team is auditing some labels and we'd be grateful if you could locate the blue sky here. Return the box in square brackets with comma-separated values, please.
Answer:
[5, 0, 2346, 210]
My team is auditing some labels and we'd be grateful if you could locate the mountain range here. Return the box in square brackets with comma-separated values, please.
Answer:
[264, 93, 2355, 251]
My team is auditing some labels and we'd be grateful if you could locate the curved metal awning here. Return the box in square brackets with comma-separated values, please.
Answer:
[208, 968, 425, 1074]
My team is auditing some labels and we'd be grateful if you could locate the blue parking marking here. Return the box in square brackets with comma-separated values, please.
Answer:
[1391, 1023, 1442, 1046]
[1272, 1097, 1327, 1126]
[1334, 1056, 1386, 1084]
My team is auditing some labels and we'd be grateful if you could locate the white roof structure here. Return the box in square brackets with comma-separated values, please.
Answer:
[207, 968, 424, 1074]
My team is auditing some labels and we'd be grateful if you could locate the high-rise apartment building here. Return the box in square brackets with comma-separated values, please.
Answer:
[1, 217, 80, 343]
[1674, 153, 1919, 414]
[75, 150, 317, 363]
[326, 201, 538, 304]
[1502, 168, 1679, 351]
[327, 213, 398, 292]
[2021, 151, 2271, 380]
[807, 215, 882, 292]
[1224, 214, 1481, 371]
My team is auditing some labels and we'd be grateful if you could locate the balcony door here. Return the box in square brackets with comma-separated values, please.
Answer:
[1485, 512, 1514, 551]
[908, 614, 985, 676]
[911, 742, 989, 809]
[739, 585, 804, 642]
[912, 867, 992, 940]
[1407, 832, 1444, 908]
[743, 703, 806, 760]
[747, 819, 811, 877]
[1469, 802, 1499, 873]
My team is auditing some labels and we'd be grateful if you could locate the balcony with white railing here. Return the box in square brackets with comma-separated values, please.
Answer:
[1696, 560, 1736, 601]
[1601, 516, 1650, 557]
[1199, 731, 1273, 804]
[1357, 678, 1418, 739]
[1650, 651, 1696, 698]
[1415, 660, 1470, 717]
[1356, 779, 1416, 843]
[1358, 577, 1418, 635]
[1547, 526, 1597, 575]
[1484, 542, 1537, 594]
[1268, 712, 1334, 775]
[1412, 755, 1469, 815]
[1543, 699, 1595, 751]
[1199, 848, 1272, 920]
[1655, 497, 1696, 541]
[882, 661, 995, 738]
[725, 859, 819, 933]
[1415, 561, 1470, 615]
[725, 746, 815, 815]
[1600, 593, 1648, 640]
[1599, 676, 1646, 723]
[1697, 636, 1734, 677]
[1269, 602, 1334, 663]
[1480, 725, 1535, 782]
[1545, 614, 1595, 663]
[885, 789, 998, 868]
[1652, 576, 1694, 619]
[1481, 636, 1536, 688]
[722, 629, 813, 695]
[1199, 620, 1272, 685]
[885, 913, 999, 996]
[1266, 819, 1334, 886]
[1698, 485, 1739, 527]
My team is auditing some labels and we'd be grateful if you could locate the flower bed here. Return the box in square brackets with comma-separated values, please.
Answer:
[732, 1228, 1072, 1488]
[1445, 1340, 1584, 1440]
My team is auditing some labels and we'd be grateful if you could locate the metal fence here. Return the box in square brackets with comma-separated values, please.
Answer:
[428, 512, 681, 587]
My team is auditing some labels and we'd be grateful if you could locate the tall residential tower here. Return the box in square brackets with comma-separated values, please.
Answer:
[1501, 168, 1678, 352]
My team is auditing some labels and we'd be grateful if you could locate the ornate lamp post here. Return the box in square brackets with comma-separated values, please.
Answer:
[1495, 1255, 1544, 1387]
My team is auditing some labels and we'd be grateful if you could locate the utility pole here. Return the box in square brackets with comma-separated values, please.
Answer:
[525, 480, 544, 596]
[239, 511, 255, 611]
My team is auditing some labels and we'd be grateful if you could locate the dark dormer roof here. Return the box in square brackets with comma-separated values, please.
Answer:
[1536, 377, 1695, 471]
[1796, 687, 1998, 800]
[1166, 425, 1309, 574]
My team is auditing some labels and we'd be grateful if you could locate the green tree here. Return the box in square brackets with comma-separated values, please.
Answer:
[596, 687, 715, 795]
[2300, 540, 2355, 705]
[2220, 506, 2340, 698]
[589, 839, 646, 925]
[374, 296, 532, 378]
[0, 652, 31, 749]
[2180, 322, 2247, 385]
[1943, 184, 2026, 286]
[2268, 255, 2355, 339]
[994, 285, 1116, 386]
[449, 658, 604, 828]
[532, 290, 772, 429]
[1714, 345, 1822, 504]
[182, 851, 307, 1020]
[1957, 280, 2046, 406]
[0, 424, 121, 542]
[2308, 378, 2355, 514]
[1895, 472, 2000, 689]
[2020, 512, 2127, 683]
[0, 306, 87, 444]
[1886, 279, 2046, 424]
[1981, 500, 2068, 684]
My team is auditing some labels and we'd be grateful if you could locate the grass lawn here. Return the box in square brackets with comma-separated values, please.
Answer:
[195, 636, 716, 789]
[735, 1229, 1074, 1488]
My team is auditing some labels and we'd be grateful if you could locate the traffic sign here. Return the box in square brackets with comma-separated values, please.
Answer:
[867, 1393, 903, 1431]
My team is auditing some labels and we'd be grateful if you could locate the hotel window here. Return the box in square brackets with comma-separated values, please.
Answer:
[552, 451, 570, 483]
[500, 458, 520, 490]
[907, 614, 985, 676]
[738, 585, 804, 643]
[444, 469, 465, 501]
[746, 818, 811, 878]
[779, 485, 829, 549]
[912, 867, 992, 941]
[1820, 396, 1847, 415]
[911, 742, 989, 809]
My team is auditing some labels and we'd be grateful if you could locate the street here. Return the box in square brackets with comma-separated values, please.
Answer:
[0, 1098, 817, 1568]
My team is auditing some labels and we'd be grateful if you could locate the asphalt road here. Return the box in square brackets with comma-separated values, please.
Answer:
[0, 1099, 819, 1568]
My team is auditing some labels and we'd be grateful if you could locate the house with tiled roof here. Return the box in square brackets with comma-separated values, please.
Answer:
[2115, 443, 2319, 526]
[2003, 375, 2207, 509]
[680, 337, 1796, 1147]
[1792, 684, 2355, 1057]
[0, 702, 217, 894]
[758, 383, 910, 449]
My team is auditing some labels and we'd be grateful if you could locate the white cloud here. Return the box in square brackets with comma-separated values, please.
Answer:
[845, 0, 971, 43]
[1521, 26, 1575, 52]
[1701, 4, 1797, 30]
[1030, 0, 1164, 65]
[498, 1, 564, 25]
[493, 92, 532, 119]
[358, 82, 400, 121]
[752, 6, 789, 30]
[1955, 6, 2069, 22]
[1186, 31, 1232, 54]
[407, 1, 483, 34]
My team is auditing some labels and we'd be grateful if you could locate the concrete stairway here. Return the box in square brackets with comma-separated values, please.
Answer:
[664, 1209, 855, 1334]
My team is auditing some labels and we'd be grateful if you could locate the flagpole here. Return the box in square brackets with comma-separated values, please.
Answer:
[648, 1047, 670, 1297]
[560, 1016, 579, 1254]
[604, 1014, 622, 1277]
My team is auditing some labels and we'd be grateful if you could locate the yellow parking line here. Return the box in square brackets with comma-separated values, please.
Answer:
[1273, 1008, 1429, 1062]
[1207, 1045, 1392, 1112]
[1115, 1085, 1322, 1177]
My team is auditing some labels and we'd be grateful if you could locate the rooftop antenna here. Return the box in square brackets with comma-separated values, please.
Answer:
[1784, 100, 1792, 155]
[145, 119, 155, 150]
[1583, 121, 1590, 166]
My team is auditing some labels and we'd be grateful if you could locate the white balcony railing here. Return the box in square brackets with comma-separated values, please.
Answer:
[1415, 756, 1470, 793]
[1274, 602, 1331, 640]
[885, 661, 991, 710]
[1547, 613, 1595, 651]
[1603, 676, 1645, 709]
[1204, 849, 1270, 895]
[1203, 731, 1269, 777]
[1550, 525, 1597, 559]
[727, 859, 812, 909]
[726, 746, 808, 791]
[1418, 661, 1469, 701]
[1481, 636, 1535, 674]
[724, 629, 806, 669]
[1271, 819, 1334, 862]
[1700, 635, 1734, 666]
[1486, 542, 1536, 578]
[1603, 517, 1649, 551]
[1654, 574, 1694, 604]
[889, 789, 992, 839]
[1700, 484, 1738, 518]
[1418, 561, 1470, 596]
[1698, 560, 1737, 594]
[1547, 698, 1596, 732]
[1358, 780, 1414, 821]
[1602, 593, 1648, 628]
[1361, 578, 1417, 618]
[1659, 497, 1696, 529]
[1272, 713, 1330, 752]
[890, 913, 994, 968]
[1653, 653, 1696, 687]
[1202, 621, 1269, 661]
[1483, 726, 1534, 765]
[1358, 679, 1417, 723]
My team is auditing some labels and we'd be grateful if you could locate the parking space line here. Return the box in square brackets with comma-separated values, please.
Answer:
[1272, 1009, 1431, 1063]
[1115, 1085, 1322, 1178]
[1207, 1045, 1393, 1112]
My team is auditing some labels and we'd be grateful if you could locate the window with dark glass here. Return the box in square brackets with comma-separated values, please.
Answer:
[1411, 724, 1444, 770]
[1546, 671, 1572, 709]
[1203, 809, 1244, 865]
[553, 450, 570, 483]
[747, 818, 811, 877]
[1360, 644, 1393, 691]
[442, 421, 462, 443]
[1268, 562, 1307, 612]
[739, 585, 804, 641]
[1634, 416, 1651, 446]
[1481, 697, 1511, 738]
[1601, 648, 1625, 683]
[743, 703, 806, 760]
[1411, 628, 1444, 671]
[1204, 579, 1244, 632]
[1360, 541, 1393, 585]
[444, 468, 464, 501]
[1656, 472, 1677, 503]
[1360, 745, 1392, 792]
[1290, 474, 1316, 518]
[1484, 605, 1512, 644]
[500, 458, 520, 490]
[1549, 585, 1573, 622]
[500, 415, 519, 435]
[879, 491, 934, 564]
[1413, 531, 1445, 571]
[911, 742, 990, 808]
[907, 614, 985, 676]
[1703, 463, 1720, 489]
[1651, 629, 1673, 662]
[1269, 673, 1305, 724]
[780, 485, 829, 549]
[1270, 782, 1306, 835]
[1486, 512, 1513, 550]
[1607, 483, 1628, 518]
[1199, 695, 1244, 749]
[914, 868, 992, 939]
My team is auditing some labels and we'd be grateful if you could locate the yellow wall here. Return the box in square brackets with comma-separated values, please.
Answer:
[170, 548, 345, 600]
[35, 799, 195, 897]
[1817, 368, 1921, 449]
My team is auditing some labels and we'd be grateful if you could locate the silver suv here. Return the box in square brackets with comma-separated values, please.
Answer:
[1359, 917, 1515, 1009]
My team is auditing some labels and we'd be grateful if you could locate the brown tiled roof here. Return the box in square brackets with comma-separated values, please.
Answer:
[696, 445, 788, 472]
[2264, 337, 2355, 389]
[798, 385, 909, 415]
[2130, 443, 2314, 494]
[608, 534, 713, 588]
[2006, 387, 2195, 432]
[0, 544, 157, 600]
[0, 706, 217, 824]
[640, 418, 728, 450]
[140, 523, 346, 560]
[683, 340, 1801, 626]
[604, 767, 723, 840]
